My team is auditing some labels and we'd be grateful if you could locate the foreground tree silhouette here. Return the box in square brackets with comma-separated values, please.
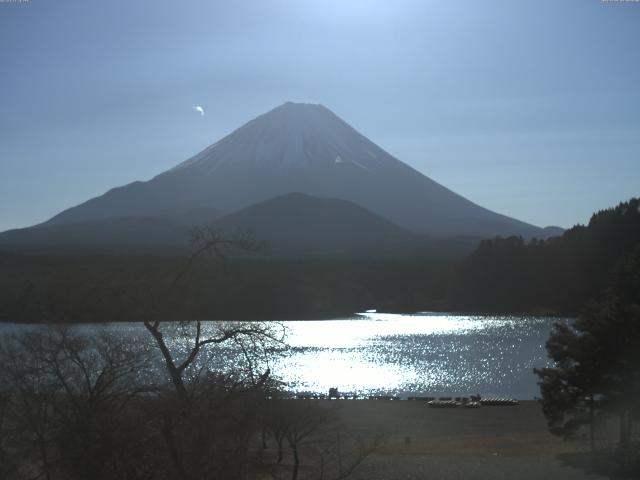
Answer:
[138, 227, 289, 480]
[141, 226, 282, 403]
[0, 328, 156, 480]
[535, 245, 640, 453]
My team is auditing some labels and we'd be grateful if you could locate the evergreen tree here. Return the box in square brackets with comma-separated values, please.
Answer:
[535, 245, 640, 449]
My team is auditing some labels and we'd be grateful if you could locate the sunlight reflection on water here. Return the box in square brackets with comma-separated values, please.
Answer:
[267, 312, 563, 399]
[0, 313, 566, 399]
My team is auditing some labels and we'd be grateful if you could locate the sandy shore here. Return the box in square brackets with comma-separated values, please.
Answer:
[313, 400, 605, 480]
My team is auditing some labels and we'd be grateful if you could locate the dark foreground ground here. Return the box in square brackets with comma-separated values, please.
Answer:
[307, 400, 605, 480]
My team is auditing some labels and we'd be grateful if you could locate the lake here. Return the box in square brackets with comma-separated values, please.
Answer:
[0, 312, 565, 399]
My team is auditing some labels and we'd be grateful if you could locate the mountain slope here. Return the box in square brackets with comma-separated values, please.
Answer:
[38, 102, 551, 239]
[0, 217, 189, 254]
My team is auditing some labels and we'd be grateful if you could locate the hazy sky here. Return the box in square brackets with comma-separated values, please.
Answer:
[1, 0, 639, 231]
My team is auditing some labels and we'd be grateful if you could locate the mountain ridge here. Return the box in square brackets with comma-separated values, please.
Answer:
[11, 102, 558, 243]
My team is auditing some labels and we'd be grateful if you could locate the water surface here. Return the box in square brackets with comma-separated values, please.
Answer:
[272, 312, 561, 399]
[0, 312, 565, 399]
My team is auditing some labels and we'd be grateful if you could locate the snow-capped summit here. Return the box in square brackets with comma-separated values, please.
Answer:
[170, 102, 389, 175]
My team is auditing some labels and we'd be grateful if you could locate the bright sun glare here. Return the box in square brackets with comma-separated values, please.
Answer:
[299, 0, 399, 24]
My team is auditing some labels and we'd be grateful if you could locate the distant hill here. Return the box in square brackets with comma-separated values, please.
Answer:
[213, 192, 417, 256]
[27, 102, 553, 241]
[212, 192, 477, 258]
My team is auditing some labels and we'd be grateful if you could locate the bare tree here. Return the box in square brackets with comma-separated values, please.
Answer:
[0, 328, 155, 480]
[136, 227, 286, 480]
[262, 399, 383, 480]
[0, 330, 63, 480]
[282, 401, 333, 480]
[141, 227, 282, 403]
[316, 429, 384, 480]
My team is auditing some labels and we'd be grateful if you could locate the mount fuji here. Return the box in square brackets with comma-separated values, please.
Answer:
[1, 102, 560, 254]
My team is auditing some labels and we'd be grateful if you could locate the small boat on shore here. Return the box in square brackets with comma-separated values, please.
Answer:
[426, 395, 518, 408]
[427, 399, 460, 408]
[479, 398, 519, 406]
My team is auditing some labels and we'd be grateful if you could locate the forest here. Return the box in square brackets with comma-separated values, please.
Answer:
[0, 198, 638, 323]
[451, 197, 640, 314]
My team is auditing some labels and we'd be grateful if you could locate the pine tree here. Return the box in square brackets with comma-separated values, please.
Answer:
[535, 245, 640, 449]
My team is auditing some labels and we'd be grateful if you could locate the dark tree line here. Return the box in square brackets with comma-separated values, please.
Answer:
[451, 198, 640, 314]
[0, 255, 455, 323]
